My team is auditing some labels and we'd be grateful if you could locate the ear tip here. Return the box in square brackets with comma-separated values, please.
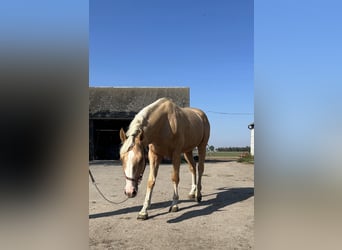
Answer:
[120, 128, 127, 142]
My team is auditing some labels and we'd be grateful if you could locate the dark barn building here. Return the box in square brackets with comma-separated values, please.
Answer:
[89, 87, 190, 160]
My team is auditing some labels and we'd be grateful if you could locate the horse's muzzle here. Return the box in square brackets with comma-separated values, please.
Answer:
[124, 188, 137, 198]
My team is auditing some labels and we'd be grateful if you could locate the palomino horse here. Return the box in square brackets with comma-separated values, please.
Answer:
[119, 97, 210, 220]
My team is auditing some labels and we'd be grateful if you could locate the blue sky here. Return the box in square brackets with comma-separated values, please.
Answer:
[90, 0, 254, 147]
[255, 0, 342, 166]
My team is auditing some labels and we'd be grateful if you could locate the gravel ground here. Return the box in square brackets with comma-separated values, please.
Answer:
[89, 160, 254, 250]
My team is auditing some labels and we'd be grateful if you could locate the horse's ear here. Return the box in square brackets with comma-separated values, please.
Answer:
[120, 128, 127, 142]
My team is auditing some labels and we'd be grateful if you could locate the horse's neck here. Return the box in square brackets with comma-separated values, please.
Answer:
[141, 111, 165, 146]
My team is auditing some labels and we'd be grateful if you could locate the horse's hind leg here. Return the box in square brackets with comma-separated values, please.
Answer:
[196, 145, 207, 203]
[184, 151, 197, 199]
[169, 153, 181, 212]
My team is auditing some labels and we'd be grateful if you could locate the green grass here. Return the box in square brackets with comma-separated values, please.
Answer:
[206, 151, 247, 158]
[237, 152, 254, 164]
[204, 151, 254, 164]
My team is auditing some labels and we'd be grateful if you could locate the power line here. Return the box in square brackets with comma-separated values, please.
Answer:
[207, 111, 254, 115]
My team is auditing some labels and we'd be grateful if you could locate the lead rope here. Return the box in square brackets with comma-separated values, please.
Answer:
[89, 169, 129, 205]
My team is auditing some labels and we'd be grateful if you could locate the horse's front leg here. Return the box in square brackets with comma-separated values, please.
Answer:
[169, 153, 181, 212]
[137, 150, 161, 220]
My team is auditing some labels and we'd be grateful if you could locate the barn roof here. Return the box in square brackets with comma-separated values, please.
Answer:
[89, 87, 190, 119]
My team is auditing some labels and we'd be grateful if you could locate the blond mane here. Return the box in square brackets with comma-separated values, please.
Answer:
[120, 98, 169, 155]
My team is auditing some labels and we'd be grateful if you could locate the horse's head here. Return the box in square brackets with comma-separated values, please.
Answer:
[119, 128, 146, 198]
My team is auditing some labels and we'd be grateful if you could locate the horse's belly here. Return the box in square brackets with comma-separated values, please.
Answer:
[181, 143, 200, 153]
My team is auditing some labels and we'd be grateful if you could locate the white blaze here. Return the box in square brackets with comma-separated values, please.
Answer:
[125, 151, 135, 192]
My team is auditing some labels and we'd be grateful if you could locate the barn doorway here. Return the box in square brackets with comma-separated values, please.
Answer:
[90, 119, 131, 160]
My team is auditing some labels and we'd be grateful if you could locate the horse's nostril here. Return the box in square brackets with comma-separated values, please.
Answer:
[132, 190, 137, 196]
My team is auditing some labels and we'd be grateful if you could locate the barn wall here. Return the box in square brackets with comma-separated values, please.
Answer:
[89, 87, 189, 160]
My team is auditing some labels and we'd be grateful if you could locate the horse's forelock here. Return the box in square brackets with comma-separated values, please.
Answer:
[120, 136, 135, 155]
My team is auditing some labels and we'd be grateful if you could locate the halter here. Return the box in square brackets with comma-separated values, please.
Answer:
[124, 148, 147, 185]
[125, 173, 143, 185]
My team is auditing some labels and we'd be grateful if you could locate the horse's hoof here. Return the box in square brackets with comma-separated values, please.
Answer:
[196, 196, 202, 203]
[188, 194, 196, 199]
[137, 213, 148, 220]
[169, 205, 179, 213]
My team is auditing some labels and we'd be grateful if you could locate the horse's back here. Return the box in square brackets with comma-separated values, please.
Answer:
[151, 99, 210, 153]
